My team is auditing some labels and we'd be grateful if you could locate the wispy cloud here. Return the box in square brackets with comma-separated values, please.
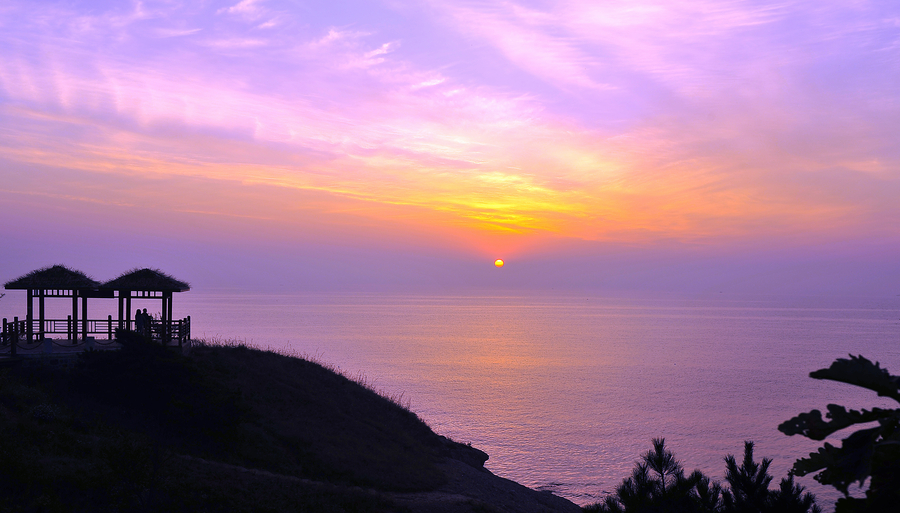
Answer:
[0, 0, 898, 258]
[155, 27, 203, 38]
[218, 0, 266, 20]
[425, 0, 610, 91]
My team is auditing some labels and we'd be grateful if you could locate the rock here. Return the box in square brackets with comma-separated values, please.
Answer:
[438, 436, 490, 470]
[392, 458, 582, 513]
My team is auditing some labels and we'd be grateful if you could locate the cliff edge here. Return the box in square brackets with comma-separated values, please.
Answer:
[0, 336, 580, 512]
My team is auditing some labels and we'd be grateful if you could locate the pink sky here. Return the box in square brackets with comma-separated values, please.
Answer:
[1, 0, 898, 294]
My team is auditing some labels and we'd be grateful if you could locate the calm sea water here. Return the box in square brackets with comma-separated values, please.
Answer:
[5, 292, 899, 507]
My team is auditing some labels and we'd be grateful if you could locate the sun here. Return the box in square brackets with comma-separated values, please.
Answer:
[494, 259, 504, 268]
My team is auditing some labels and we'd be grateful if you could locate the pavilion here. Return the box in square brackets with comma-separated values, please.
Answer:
[2, 265, 191, 355]
[3, 265, 104, 344]
[100, 268, 191, 343]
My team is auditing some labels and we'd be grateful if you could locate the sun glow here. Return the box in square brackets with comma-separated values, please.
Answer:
[0, 0, 895, 292]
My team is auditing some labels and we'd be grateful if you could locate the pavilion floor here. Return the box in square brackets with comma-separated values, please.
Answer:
[1, 337, 186, 360]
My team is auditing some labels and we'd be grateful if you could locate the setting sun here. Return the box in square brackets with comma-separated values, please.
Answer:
[494, 259, 504, 268]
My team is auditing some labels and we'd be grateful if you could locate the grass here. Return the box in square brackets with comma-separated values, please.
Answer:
[0, 332, 484, 512]
[188, 338, 449, 491]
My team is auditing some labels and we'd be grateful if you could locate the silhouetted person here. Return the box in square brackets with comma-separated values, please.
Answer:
[143, 308, 151, 337]
[135, 309, 144, 335]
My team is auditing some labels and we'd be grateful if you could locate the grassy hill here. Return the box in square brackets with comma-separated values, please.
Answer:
[0, 333, 499, 512]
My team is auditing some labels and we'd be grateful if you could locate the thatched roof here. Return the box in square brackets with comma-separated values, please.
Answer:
[100, 268, 190, 292]
[4, 265, 100, 290]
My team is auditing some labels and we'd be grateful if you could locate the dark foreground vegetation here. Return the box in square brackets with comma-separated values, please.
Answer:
[584, 439, 820, 513]
[587, 354, 900, 513]
[2, 331, 578, 513]
[778, 355, 900, 513]
[3, 330, 896, 513]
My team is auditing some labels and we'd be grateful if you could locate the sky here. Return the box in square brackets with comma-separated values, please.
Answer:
[1, 0, 899, 294]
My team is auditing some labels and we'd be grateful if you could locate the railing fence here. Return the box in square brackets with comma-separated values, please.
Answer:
[1, 316, 191, 356]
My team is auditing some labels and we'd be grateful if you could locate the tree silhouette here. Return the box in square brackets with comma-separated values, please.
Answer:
[722, 442, 772, 513]
[768, 475, 821, 513]
[587, 439, 819, 513]
[779, 354, 900, 512]
[589, 438, 721, 513]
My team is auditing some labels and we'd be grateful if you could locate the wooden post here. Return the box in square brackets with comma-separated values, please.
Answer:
[166, 293, 173, 345]
[118, 295, 124, 330]
[126, 294, 132, 330]
[157, 294, 164, 344]
[67, 315, 72, 340]
[38, 291, 46, 340]
[81, 295, 88, 341]
[26, 289, 33, 342]
[12, 317, 18, 357]
[72, 293, 78, 344]
[108, 315, 113, 340]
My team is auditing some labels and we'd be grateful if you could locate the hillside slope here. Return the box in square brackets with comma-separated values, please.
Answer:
[0, 336, 580, 512]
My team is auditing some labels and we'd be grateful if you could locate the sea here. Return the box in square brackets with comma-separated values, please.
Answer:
[4, 291, 900, 508]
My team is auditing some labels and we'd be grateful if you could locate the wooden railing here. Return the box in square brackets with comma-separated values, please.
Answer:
[1, 316, 191, 355]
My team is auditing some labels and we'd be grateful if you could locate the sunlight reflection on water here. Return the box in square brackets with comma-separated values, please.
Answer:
[182, 293, 899, 508]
